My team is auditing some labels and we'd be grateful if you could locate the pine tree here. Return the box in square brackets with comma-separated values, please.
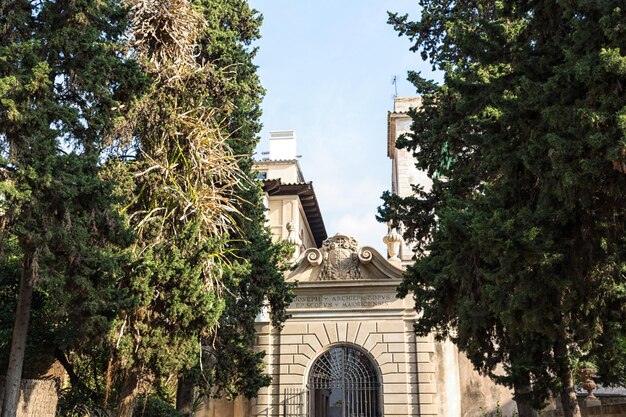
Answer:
[380, 2, 626, 417]
[0, 1, 144, 416]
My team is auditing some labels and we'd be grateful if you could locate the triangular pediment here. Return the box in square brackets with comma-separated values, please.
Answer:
[286, 233, 404, 282]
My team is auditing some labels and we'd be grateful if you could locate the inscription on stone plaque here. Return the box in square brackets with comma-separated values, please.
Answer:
[290, 293, 396, 309]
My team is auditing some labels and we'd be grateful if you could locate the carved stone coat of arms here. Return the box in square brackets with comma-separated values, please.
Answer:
[319, 235, 362, 280]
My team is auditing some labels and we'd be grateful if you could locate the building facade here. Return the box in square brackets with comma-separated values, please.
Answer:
[198, 100, 515, 417]
[252, 231, 438, 417]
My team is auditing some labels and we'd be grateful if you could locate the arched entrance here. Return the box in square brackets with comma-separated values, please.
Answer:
[308, 345, 380, 417]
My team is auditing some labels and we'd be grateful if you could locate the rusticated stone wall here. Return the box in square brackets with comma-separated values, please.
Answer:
[0, 378, 58, 417]
[250, 316, 439, 417]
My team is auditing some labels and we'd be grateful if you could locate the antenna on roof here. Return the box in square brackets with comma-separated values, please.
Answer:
[392, 75, 398, 97]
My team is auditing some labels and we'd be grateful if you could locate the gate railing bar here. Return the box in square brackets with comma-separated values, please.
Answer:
[282, 387, 307, 417]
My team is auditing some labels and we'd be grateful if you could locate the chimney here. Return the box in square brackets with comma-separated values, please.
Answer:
[269, 130, 297, 160]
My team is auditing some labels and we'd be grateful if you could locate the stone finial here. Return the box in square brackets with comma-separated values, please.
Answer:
[285, 221, 302, 258]
[383, 227, 402, 260]
[285, 221, 299, 244]
[254, 297, 270, 323]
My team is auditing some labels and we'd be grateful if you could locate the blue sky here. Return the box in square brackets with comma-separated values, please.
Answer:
[249, 0, 438, 253]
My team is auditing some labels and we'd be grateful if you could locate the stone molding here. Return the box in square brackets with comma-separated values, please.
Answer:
[287, 233, 404, 282]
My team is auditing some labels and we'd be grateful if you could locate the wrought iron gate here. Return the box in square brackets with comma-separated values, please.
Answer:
[283, 387, 308, 417]
[307, 345, 380, 417]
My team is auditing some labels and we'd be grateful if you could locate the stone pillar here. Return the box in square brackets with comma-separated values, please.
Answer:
[251, 322, 280, 417]
[415, 334, 439, 417]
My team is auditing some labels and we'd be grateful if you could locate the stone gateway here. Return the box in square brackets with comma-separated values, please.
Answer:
[197, 103, 516, 417]
[252, 234, 441, 417]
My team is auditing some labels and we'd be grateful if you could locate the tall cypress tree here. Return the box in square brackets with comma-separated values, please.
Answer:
[176, 0, 295, 405]
[1, 2, 291, 416]
[380, 2, 626, 417]
[97, 1, 244, 415]
[0, 1, 144, 416]
[95, 1, 292, 415]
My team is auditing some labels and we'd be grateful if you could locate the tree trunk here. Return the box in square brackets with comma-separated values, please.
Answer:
[116, 372, 139, 417]
[559, 368, 581, 417]
[54, 349, 83, 392]
[554, 337, 581, 417]
[514, 382, 538, 417]
[176, 374, 194, 416]
[516, 401, 538, 417]
[1, 249, 37, 417]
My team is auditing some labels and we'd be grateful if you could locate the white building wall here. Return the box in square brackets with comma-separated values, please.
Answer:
[388, 97, 432, 263]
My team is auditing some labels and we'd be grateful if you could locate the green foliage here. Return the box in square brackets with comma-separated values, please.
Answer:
[95, 0, 293, 412]
[1, 1, 292, 413]
[109, 218, 228, 380]
[186, 0, 296, 400]
[134, 395, 183, 417]
[54, 347, 113, 412]
[380, 0, 626, 409]
[0, 0, 144, 389]
[97, 2, 244, 411]
[201, 236, 294, 399]
[0, 238, 21, 367]
[57, 390, 110, 417]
